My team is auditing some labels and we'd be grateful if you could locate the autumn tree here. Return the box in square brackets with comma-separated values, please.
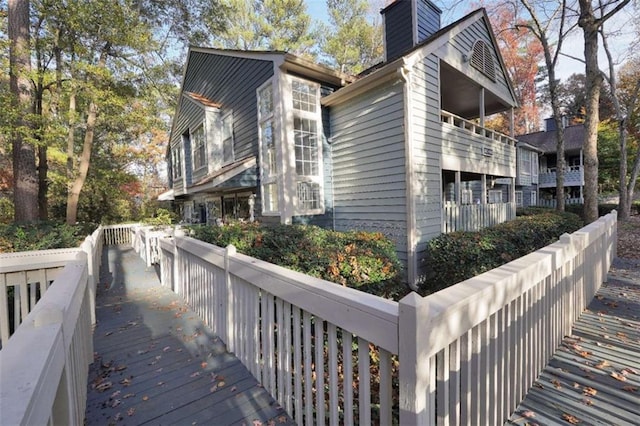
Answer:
[517, 0, 575, 212]
[577, 0, 631, 223]
[8, 0, 38, 222]
[321, 0, 383, 75]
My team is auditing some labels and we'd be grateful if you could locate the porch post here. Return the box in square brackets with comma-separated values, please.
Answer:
[479, 88, 485, 128]
[455, 171, 461, 204]
[481, 175, 487, 204]
[509, 107, 515, 138]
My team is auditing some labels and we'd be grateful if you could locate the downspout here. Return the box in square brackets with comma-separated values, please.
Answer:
[399, 62, 418, 290]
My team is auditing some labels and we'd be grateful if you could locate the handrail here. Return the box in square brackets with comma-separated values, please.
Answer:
[441, 110, 517, 146]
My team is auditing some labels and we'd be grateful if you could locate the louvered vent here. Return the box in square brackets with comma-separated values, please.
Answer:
[470, 40, 496, 81]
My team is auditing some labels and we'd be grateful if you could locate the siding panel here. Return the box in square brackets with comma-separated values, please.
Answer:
[330, 81, 408, 262]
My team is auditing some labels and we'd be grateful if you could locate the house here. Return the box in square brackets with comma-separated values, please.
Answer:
[517, 118, 586, 207]
[514, 141, 542, 208]
[165, 0, 519, 286]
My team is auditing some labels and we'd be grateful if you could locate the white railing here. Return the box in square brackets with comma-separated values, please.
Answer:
[443, 202, 516, 233]
[441, 110, 517, 146]
[539, 165, 584, 188]
[400, 211, 616, 424]
[159, 211, 617, 424]
[538, 197, 584, 208]
[159, 236, 399, 425]
[0, 226, 105, 425]
[132, 225, 176, 267]
[102, 223, 138, 246]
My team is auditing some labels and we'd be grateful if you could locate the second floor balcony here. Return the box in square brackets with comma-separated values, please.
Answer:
[538, 165, 584, 188]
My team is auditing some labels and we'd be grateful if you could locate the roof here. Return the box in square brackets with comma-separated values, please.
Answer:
[184, 92, 221, 108]
[189, 156, 257, 194]
[516, 125, 585, 154]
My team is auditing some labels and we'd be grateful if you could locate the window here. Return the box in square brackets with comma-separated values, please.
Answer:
[515, 190, 523, 207]
[488, 190, 502, 203]
[258, 82, 279, 214]
[292, 78, 322, 214]
[532, 154, 539, 184]
[470, 40, 496, 81]
[171, 145, 182, 180]
[222, 112, 234, 164]
[530, 191, 537, 206]
[522, 150, 531, 176]
[192, 125, 206, 170]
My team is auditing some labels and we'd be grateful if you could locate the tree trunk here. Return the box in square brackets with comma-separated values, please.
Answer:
[66, 99, 97, 224]
[548, 67, 566, 212]
[9, 0, 38, 223]
[578, 0, 601, 224]
[38, 144, 48, 220]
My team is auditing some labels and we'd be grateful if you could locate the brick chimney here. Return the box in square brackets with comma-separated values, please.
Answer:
[381, 0, 442, 62]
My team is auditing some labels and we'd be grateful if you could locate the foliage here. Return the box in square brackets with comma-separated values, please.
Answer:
[563, 202, 620, 221]
[598, 119, 639, 192]
[188, 222, 407, 300]
[421, 211, 583, 294]
[0, 221, 96, 253]
[321, 0, 383, 75]
[0, 197, 14, 224]
[142, 208, 177, 226]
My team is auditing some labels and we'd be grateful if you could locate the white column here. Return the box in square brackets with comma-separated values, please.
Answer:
[455, 171, 461, 204]
[479, 88, 485, 129]
[481, 175, 487, 204]
[509, 107, 515, 138]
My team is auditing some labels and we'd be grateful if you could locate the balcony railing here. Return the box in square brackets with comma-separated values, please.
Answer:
[443, 202, 516, 233]
[441, 110, 517, 146]
[539, 165, 584, 188]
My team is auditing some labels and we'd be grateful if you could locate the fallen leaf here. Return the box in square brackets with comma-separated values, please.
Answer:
[522, 410, 536, 418]
[115, 365, 127, 371]
[142, 395, 149, 401]
[252, 421, 263, 426]
[577, 350, 591, 358]
[110, 390, 121, 398]
[123, 393, 135, 399]
[111, 399, 121, 408]
[231, 386, 237, 392]
[611, 372, 627, 381]
[583, 387, 597, 396]
[120, 378, 132, 386]
[552, 379, 562, 389]
[218, 381, 225, 387]
[595, 360, 609, 369]
[95, 381, 113, 392]
[268, 420, 276, 426]
[562, 413, 581, 424]
[127, 407, 135, 416]
[622, 386, 638, 392]
[533, 382, 544, 389]
[157, 381, 165, 386]
[163, 346, 171, 352]
[201, 362, 208, 369]
[277, 416, 288, 423]
[581, 399, 594, 406]
[114, 413, 122, 421]
[210, 385, 218, 393]
[622, 367, 638, 375]
[104, 331, 113, 336]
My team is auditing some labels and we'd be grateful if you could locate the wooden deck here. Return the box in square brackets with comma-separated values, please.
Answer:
[508, 265, 640, 426]
[85, 246, 294, 426]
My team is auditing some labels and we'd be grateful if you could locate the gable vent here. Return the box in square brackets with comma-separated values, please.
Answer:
[470, 40, 496, 81]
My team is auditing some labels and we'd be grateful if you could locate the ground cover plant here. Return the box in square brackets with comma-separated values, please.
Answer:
[421, 209, 584, 295]
[0, 221, 97, 253]
[188, 222, 407, 300]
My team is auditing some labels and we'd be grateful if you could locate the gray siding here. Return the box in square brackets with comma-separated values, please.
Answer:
[171, 98, 202, 187]
[384, 0, 413, 61]
[181, 51, 274, 169]
[445, 18, 512, 100]
[410, 55, 443, 280]
[330, 81, 408, 262]
[416, 0, 441, 43]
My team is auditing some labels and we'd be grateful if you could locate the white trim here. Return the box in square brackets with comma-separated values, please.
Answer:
[191, 124, 207, 172]
[399, 63, 418, 289]
[221, 110, 234, 165]
[278, 67, 295, 224]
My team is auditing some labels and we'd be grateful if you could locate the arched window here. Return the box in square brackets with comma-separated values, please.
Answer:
[470, 40, 496, 81]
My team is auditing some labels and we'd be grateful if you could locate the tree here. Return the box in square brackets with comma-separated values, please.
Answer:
[483, 1, 543, 135]
[322, 0, 383, 75]
[577, 0, 631, 223]
[213, 0, 316, 55]
[517, 0, 575, 212]
[8, 0, 38, 222]
[554, 73, 615, 123]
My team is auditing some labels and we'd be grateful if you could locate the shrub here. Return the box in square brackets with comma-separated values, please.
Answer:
[421, 211, 583, 295]
[0, 221, 98, 253]
[142, 208, 178, 227]
[188, 223, 407, 300]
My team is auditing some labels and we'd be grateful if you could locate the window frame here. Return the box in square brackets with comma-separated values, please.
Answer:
[191, 124, 206, 171]
[290, 76, 324, 216]
[221, 111, 234, 165]
[488, 189, 503, 204]
[257, 80, 280, 216]
[515, 190, 523, 207]
[171, 144, 182, 180]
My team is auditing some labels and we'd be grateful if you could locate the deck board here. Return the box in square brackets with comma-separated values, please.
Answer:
[507, 270, 640, 426]
[85, 246, 294, 426]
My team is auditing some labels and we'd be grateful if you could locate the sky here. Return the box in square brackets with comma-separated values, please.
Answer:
[303, 0, 637, 82]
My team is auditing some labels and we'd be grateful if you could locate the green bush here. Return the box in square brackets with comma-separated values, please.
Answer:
[188, 223, 407, 300]
[142, 208, 177, 227]
[0, 221, 97, 253]
[421, 211, 583, 295]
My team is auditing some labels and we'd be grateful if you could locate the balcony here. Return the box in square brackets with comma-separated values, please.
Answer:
[539, 165, 584, 188]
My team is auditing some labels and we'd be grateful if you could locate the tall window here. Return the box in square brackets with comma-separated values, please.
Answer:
[530, 191, 537, 206]
[515, 190, 523, 207]
[258, 82, 279, 213]
[171, 145, 182, 180]
[192, 125, 206, 170]
[522, 150, 532, 176]
[292, 78, 322, 214]
[222, 112, 234, 164]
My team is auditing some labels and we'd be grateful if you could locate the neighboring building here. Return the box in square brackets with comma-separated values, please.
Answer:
[517, 119, 586, 207]
[165, 0, 519, 285]
[515, 142, 542, 208]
